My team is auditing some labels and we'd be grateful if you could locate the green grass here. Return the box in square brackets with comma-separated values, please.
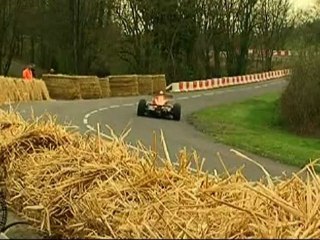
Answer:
[188, 93, 320, 168]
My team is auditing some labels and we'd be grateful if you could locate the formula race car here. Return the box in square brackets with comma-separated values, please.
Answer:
[137, 91, 181, 121]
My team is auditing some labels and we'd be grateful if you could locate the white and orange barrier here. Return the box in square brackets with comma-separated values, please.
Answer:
[169, 69, 291, 93]
[249, 49, 294, 57]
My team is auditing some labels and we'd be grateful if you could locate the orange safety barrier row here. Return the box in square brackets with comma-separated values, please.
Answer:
[170, 69, 291, 93]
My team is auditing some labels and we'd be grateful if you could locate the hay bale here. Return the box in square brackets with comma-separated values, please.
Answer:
[43, 74, 104, 100]
[108, 75, 139, 97]
[1, 77, 26, 103]
[27, 81, 39, 100]
[8, 79, 19, 102]
[138, 75, 154, 95]
[13, 79, 31, 101]
[36, 79, 51, 100]
[21, 80, 34, 101]
[42, 74, 81, 100]
[152, 74, 167, 93]
[0, 79, 9, 103]
[0, 78, 15, 103]
[0, 77, 50, 105]
[76, 76, 102, 99]
[99, 77, 111, 98]
[1, 111, 320, 239]
[14, 78, 50, 102]
[29, 79, 51, 101]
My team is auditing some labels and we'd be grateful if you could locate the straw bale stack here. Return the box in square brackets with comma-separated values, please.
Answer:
[138, 75, 154, 95]
[42, 74, 81, 100]
[13, 79, 31, 101]
[108, 75, 139, 97]
[77, 76, 102, 99]
[0, 77, 50, 105]
[0, 111, 320, 239]
[35, 79, 51, 100]
[0, 78, 16, 103]
[27, 79, 51, 101]
[152, 74, 167, 93]
[98, 77, 111, 98]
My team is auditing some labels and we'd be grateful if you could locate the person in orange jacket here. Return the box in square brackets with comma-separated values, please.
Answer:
[22, 65, 33, 81]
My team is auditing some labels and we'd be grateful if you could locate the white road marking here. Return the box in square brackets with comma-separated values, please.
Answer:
[0, 232, 9, 239]
[177, 97, 189, 100]
[224, 89, 234, 93]
[191, 95, 201, 98]
[254, 86, 261, 89]
[123, 103, 134, 107]
[84, 113, 91, 119]
[204, 92, 214, 96]
[83, 119, 88, 125]
[90, 110, 98, 114]
[110, 105, 120, 109]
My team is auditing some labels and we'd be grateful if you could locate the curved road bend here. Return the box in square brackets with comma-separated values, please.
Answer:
[6, 78, 299, 182]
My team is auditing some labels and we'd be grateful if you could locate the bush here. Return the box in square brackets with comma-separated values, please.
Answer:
[280, 53, 320, 136]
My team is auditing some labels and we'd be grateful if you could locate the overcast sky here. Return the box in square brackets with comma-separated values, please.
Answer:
[292, 0, 316, 9]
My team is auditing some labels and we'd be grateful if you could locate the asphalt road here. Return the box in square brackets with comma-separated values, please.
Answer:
[6, 77, 299, 181]
[0, 77, 301, 238]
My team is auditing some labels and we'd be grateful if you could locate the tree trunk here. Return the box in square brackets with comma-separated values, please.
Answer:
[226, 47, 236, 76]
[144, 33, 151, 73]
[236, 34, 250, 75]
[17, 34, 23, 57]
[30, 36, 35, 63]
[236, 50, 248, 75]
[72, 0, 80, 74]
[4, 30, 18, 76]
[40, 37, 46, 68]
[265, 54, 272, 71]
[204, 48, 210, 78]
[213, 46, 221, 77]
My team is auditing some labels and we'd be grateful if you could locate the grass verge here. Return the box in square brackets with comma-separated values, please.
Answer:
[188, 93, 320, 168]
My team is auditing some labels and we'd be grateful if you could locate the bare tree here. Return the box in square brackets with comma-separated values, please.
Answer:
[0, 0, 23, 76]
[114, 0, 150, 73]
[195, 0, 224, 77]
[222, 0, 258, 76]
[255, 0, 291, 71]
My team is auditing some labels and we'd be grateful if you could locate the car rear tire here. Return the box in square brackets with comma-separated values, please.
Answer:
[172, 103, 181, 121]
[137, 99, 147, 116]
